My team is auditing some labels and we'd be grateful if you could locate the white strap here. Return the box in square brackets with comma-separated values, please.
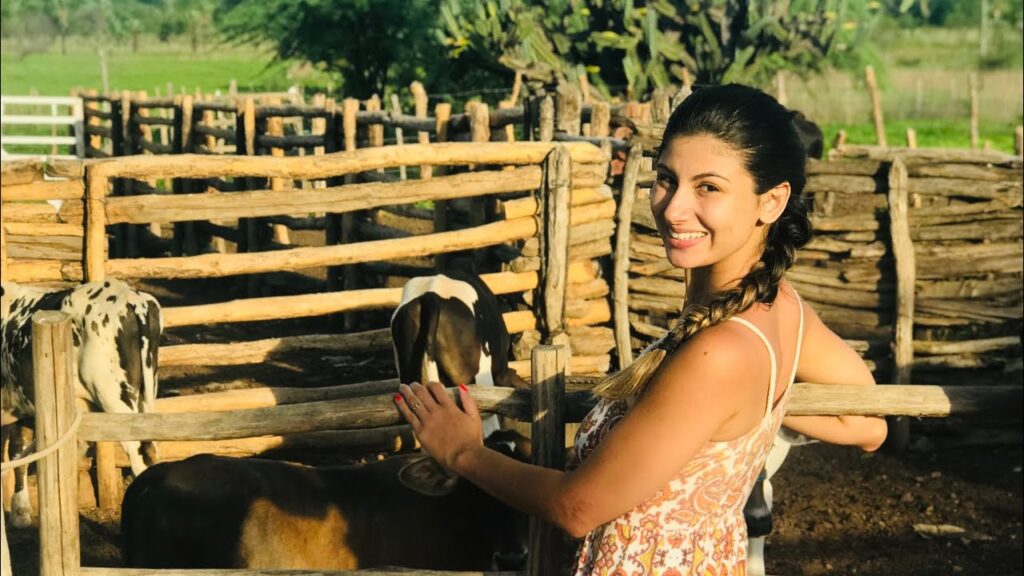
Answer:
[727, 316, 777, 420]
[787, 290, 805, 386]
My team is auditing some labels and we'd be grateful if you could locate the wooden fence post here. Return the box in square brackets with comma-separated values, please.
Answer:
[411, 82, 432, 179]
[527, 345, 567, 576]
[339, 98, 362, 328]
[885, 158, 915, 451]
[468, 102, 491, 270]
[613, 145, 643, 369]
[85, 164, 121, 509]
[174, 95, 198, 255]
[864, 66, 887, 148]
[433, 102, 452, 272]
[71, 97, 86, 159]
[555, 83, 581, 136]
[265, 98, 291, 246]
[390, 93, 407, 179]
[1015, 125, 1023, 157]
[540, 146, 571, 343]
[32, 311, 80, 576]
[590, 101, 611, 138]
[651, 87, 671, 124]
[905, 127, 918, 149]
[539, 96, 554, 143]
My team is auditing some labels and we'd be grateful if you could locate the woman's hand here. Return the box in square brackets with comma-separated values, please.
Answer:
[395, 381, 484, 471]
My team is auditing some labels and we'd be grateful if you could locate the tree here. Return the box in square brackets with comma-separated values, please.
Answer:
[439, 0, 884, 97]
[214, 0, 444, 98]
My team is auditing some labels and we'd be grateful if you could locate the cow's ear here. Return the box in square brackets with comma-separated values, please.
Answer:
[398, 456, 460, 497]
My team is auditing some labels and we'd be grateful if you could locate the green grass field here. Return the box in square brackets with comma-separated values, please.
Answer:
[822, 118, 1020, 154]
[0, 40, 317, 96]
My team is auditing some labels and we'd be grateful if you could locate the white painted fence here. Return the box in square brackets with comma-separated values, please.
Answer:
[0, 95, 85, 160]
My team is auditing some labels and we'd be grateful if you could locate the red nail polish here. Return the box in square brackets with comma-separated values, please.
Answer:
[394, 394, 403, 402]
[459, 383, 468, 392]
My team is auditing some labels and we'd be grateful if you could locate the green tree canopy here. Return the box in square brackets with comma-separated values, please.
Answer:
[214, 0, 444, 98]
[440, 0, 883, 97]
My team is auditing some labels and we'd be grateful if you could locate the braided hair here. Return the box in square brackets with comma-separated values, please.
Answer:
[595, 84, 813, 400]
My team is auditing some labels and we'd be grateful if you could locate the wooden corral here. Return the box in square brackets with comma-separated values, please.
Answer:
[3, 80, 1021, 519]
[4, 312, 1021, 576]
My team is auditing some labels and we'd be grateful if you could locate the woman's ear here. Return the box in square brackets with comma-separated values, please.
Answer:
[758, 182, 791, 225]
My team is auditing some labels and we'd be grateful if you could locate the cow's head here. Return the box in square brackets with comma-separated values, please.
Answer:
[396, 431, 529, 570]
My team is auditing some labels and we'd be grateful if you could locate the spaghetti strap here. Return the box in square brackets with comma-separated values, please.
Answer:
[727, 316, 777, 420]
[788, 289, 805, 386]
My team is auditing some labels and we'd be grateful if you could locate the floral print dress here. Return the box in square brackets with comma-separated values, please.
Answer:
[571, 294, 804, 576]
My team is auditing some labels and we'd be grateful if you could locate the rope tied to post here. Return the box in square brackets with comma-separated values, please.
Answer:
[0, 410, 82, 472]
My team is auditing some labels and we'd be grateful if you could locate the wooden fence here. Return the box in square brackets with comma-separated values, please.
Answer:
[6, 311, 1022, 576]
[0, 96, 85, 160]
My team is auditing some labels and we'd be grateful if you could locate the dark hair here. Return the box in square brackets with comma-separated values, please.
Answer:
[792, 110, 824, 160]
[596, 83, 812, 400]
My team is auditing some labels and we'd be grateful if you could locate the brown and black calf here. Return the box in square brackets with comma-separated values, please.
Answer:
[121, 444, 529, 570]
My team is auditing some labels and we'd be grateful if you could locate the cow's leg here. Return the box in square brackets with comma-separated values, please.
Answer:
[9, 424, 34, 528]
[137, 376, 158, 468]
[85, 378, 148, 476]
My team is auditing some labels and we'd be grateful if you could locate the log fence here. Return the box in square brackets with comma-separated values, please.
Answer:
[3, 311, 1021, 576]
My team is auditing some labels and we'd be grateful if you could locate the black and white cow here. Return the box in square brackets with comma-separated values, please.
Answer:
[390, 271, 524, 439]
[121, 437, 529, 570]
[1, 279, 161, 527]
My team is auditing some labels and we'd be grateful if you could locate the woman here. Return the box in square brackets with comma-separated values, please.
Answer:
[395, 84, 887, 574]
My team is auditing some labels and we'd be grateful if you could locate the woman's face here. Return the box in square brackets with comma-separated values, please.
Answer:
[650, 134, 766, 273]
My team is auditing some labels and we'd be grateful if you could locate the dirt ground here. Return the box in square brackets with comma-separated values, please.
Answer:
[6, 435, 1021, 575]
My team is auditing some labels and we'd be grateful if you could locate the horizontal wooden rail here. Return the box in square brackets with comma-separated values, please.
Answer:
[110, 427, 421, 467]
[85, 125, 112, 138]
[161, 330, 392, 367]
[3, 259, 84, 283]
[162, 270, 538, 327]
[84, 109, 113, 121]
[256, 134, 327, 148]
[106, 216, 538, 279]
[77, 384, 1023, 443]
[87, 142, 607, 180]
[106, 166, 542, 225]
[192, 125, 236, 140]
[192, 101, 238, 113]
[132, 114, 175, 126]
[1, 179, 84, 201]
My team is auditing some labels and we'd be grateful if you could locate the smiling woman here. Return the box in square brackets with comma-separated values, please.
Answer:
[395, 84, 887, 576]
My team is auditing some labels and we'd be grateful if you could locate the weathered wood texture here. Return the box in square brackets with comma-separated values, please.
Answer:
[32, 312, 81, 576]
[76, 383, 1023, 443]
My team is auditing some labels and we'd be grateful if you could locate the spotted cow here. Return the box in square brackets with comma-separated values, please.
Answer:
[1, 279, 161, 527]
[390, 271, 525, 439]
[121, 437, 530, 570]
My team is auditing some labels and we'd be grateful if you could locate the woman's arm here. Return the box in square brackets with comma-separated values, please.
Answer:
[398, 323, 755, 538]
[783, 301, 888, 451]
